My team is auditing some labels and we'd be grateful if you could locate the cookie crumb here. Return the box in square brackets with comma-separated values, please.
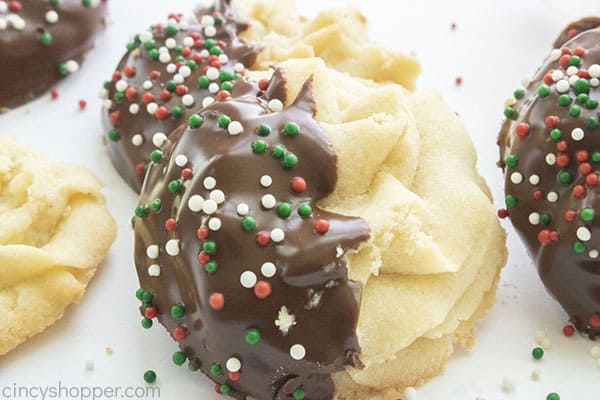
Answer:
[105, 347, 113, 355]
[590, 345, 600, 359]
[531, 369, 541, 381]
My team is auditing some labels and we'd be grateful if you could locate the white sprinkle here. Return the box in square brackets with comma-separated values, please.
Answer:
[203, 177, 217, 190]
[226, 357, 241, 372]
[218, 54, 229, 64]
[131, 134, 144, 147]
[260, 175, 272, 187]
[261, 194, 277, 209]
[569, 75, 580, 86]
[208, 82, 220, 94]
[173, 74, 184, 84]
[551, 70, 564, 81]
[271, 228, 285, 243]
[146, 102, 158, 115]
[139, 31, 153, 42]
[201, 15, 215, 27]
[129, 103, 140, 115]
[592, 78, 600, 88]
[268, 99, 283, 112]
[0, 18, 9, 30]
[165, 38, 177, 49]
[556, 79, 570, 93]
[590, 64, 600, 78]
[165, 240, 180, 256]
[148, 264, 161, 277]
[545, 153, 556, 165]
[11, 16, 25, 30]
[529, 175, 540, 185]
[541, 338, 552, 350]
[237, 203, 249, 216]
[529, 213, 540, 225]
[66, 60, 79, 73]
[188, 195, 205, 212]
[234, 63, 245, 72]
[240, 271, 257, 288]
[206, 67, 219, 80]
[210, 189, 225, 204]
[159, 52, 171, 64]
[204, 25, 217, 37]
[143, 80, 153, 90]
[85, 360, 95, 371]
[572, 128, 585, 141]
[577, 227, 592, 241]
[202, 97, 215, 107]
[290, 344, 306, 360]
[103, 99, 112, 109]
[175, 154, 188, 167]
[502, 376, 515, 393]
[158, 46, 169, 54]
[590, 249, 599, 259]
[179, 66, 192, 78]
[182, 36, 194, 47]
[146, 245, 159, 259]
[182, 94, 195, 107]
[45, 10, 59, 24]
[228, 121, 243, 135]
[549, 49, 561, 61]
[153, 132, 167, 147]
[200, 49, 210, 58]
[203, 199, 218, 214]
[567, 65, 579, 76]
[0, 2, 6, 12]
[510, 172, 523, 184]
[403, 387, 417, 400]
[166, 63, 177, 74]
[547, 192, 558, 203]
[261, 262, 277, 278]
[208, 217, 222, 231]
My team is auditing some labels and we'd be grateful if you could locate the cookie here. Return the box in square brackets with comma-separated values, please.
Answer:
[101, 0, 419, 191]
[0, 136, 116, 356]
[0, 0, 107, 112]
[498, 27, 600, 337]
[133, 58, 506, 398]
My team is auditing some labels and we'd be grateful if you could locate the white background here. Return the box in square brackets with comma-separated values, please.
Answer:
[2, 1, 600, 399]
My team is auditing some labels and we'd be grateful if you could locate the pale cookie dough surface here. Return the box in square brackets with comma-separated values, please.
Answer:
[0, 136, 117, 356]
[234, 0, 421, 90]
[252, 59, 507, 396]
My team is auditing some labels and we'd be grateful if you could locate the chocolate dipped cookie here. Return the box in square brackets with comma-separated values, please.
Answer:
[498, 27, 600, 337]
[0, 0, 106, 111]
[133, 58, 506, 399]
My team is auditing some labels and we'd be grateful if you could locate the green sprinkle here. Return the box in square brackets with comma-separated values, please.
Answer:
[593, 152, 600, 163]
[505, 194, 517, 209]
[558, 170, 572, 184]
[148, 49, 159, 60]
[203, 240, 217, 255]
[218, 115, 231, 128]
[113, 91, 125, 103]
[171, 304, 185, 319]
[198, 76, 210, 89]
[150, 199, 162, 213]
[143, 370, 157, 384]
[241, 216, 257, 231]
[504, 107, 516, 119]
[144, 40, 156, 50]
[204, 39, 216, 49]
[81, 0, 91, 6]
[245, 328, 261, 345]
[166, 25, 178, 36]
[569, 105, 581, 117]
[136, 288, 147, 301]
[271, 145, 285, 158]
[282, 152, 298, 168]
[233, 72, 242, 80]
[550, 129, 562, 140]
[532, 347, 544, 360]
[150, 150, 162, 163]
[205, 260, 218, 274]
[573, 241, 586, 254]
[576, 93, 589, 104]
[257, 124, 272, 136]
[58, 63, 69, 76]
[293, 388, 306, 400]
[574, 79, 590, 94]
[582, 208, 595, 221]
[558, 95, 572, 107]
[210, 46, 222, 56]
[546, 393, 560, 400]
[172, 351, 186, 366]
[219, 70, 233, 82]
[39, 32, 52, 45]
[585, 116, 599, 129]
[50, 0, 59, 5]
[586, 98, 599, 109]
[221, 81, 233, 91]
[168, 179, 182, 193]
[189, 114, 203, 128]
[569, 55, 581, 66]
[187, 60, 198, 70]
[537, 84, 551, 98]
[141, 291, 153, 306]
[210, 363, 222, 376]
[513, 89, 525, 100]
[103, 80, 110, 90]
[166, 80, 177, 92]
[141, 318, 153, 329]
[252, 140, 268, 154]
[171, 106, 184, 118]
[505, 155, 519, 168]
[540, 212, 552, 226]
[107, 129, 120, 142]
[219, 384, 230, 394]
[135, 205, 147, 218]
[277, 202, 292, 219]
[175, 55, 185, 63]
[298, 204, 312, 218]
[283, 122, 300, 136]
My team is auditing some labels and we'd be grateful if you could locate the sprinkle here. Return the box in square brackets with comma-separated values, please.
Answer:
[165, 240, 180, 256]
[531, 369, 541, 381]
[240, 271, 257, 288]
[291, 177, 307, 193]
[261, 194, 277, 209]
[529, 213, 540, 225]
[590, 249, 599, 258]
[209, 293, 225, 310]
[510, 172, 523, 184]
[208, 218, 221, 231]
[148, 264, 161, 277]
[237, 203, 249, 216]
[547, 192, 558, 203]
[210, 189, 225, 204]
[45, 10, 59, 24]
[206, 67, 219, 80]
[203, 177, 217, 190]
[202, 199, 218, 214]
[175, 154, 188, 167]
[532, 347, 544, 360]
[146, 245, 159, 259]
[283, 122, 300, 136]
[541, 338, 552, 349]
[261, 262, 277, 278]
[182, 94, 195, 107]
[152, 133, 167, 147]
[226, 357, 241, 373]
[546, 393, 560, 400]
[188, 195, 204, 212]
[271, 228, 285, 242]
[172, 351, 186, 366]
[290, 344, 306, 360]
[577, 227, 591, 241]
[129, 104, 140, 114]
[315, 219, 330, 234]
[529, 175, 540, 185]
[241, 216, 256, 231]
[254, 281, 272, 299]
[403, 387, 417, 400]
[260, 175, 272, 187]
[268, 99, 283, 112]
[228, 121, 243, 135]
[132, 134, 144, 147]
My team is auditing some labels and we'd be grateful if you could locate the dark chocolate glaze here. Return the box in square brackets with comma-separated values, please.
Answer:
[553, 17, 600, 48]
[102, 0, 258, 191]
[0, 0, 106, 111]
[133, 73, 370, 399]
[498, 29, 600, 337]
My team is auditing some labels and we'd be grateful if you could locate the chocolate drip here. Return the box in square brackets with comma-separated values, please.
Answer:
[133, 74, 369, 399]
[102, 0, 258, 191]
[553, 17, 600, 49]
[498, 29, 600, 337]
[0, 0, 106, 111]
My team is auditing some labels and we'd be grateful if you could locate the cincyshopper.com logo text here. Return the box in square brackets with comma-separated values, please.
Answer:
[0, 382, 160, 400]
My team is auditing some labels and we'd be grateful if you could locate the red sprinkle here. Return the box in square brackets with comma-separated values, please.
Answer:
[455, 76, 463, 86]
[515, 122, 530, 138]
[315, 219, 330, 234]
[258, 79, 269, 91]
[124, 66, 136, 78]
[8, 1, 21, 12]
[112, 70, 121, 82]
[545, 115, 559, 128]
[533, 190, 543, 200]
[590, 314, 600, 328]
[181, 168, 193, 180]
[165, 218, 177, 231]
[142, 92, 155, 104]
[149, 70, 160, 80]
[587, 174, 599, 186]
[497, 209, 509, 219]
[78, 99, 87, 110]
[209, 293, 225, 310]
[155, 106, 169, 120]
[197, 226, 209, 240]
[135, 162, 145, 177]
[144, 306, 158, 319]
[559, 54, 571, 67]
[197, 251, 210, 265]
[579, 162, 592, 175]
[573, 185, 586, 198]
[216, 90, 231, 101]
[254, 281, 272, 299]
[256, 232, 271, 246]
[173, 325, 188, 340]
[538, 230, 552, 245]
[556, 154, 570, 167]
[50, 89, 59, 100]
[562, 324, 575, 337]
[576, 150, 588, 162]
[228, 371, 241, 382]
[565, 210, 576, 222]
[109, 111, 120, 125]
[125, 87, 138, 100]
[291, 177, 307, 193]
[573, 46, 586, 57]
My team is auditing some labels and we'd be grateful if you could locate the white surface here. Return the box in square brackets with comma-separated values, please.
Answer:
[2, 0, 600, 399]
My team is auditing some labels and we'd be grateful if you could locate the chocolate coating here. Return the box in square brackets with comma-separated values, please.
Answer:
[102, 0, 258, 191]
[0, 0, 106, 111]
[133, 73, 370, 399]
[553, 17, 600, 48]
[498, 28, 600, 337]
